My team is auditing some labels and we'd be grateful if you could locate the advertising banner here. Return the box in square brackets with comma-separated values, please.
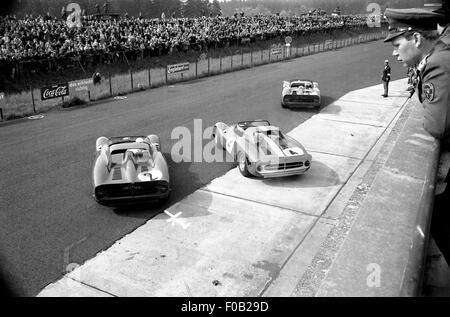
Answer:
[41, 83, 69, 101]
[270, 48, 283, 56]
[69, 78, 93, 92]
[167, 63, 190, 74]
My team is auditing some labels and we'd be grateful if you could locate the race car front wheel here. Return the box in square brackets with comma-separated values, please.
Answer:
[238, 152, 251, 177]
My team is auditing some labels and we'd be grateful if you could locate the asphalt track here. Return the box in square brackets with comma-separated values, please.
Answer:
[0, 40, 406, 296]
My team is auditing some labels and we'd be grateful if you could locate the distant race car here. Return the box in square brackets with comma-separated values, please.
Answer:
[281, 79, 321, 108]
[212, 120, 312, 178]
[92, 135, 170, 206]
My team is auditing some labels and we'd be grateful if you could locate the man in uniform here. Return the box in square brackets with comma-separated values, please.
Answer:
[381, 60, 391, 97]
[384, 7, 450, 266]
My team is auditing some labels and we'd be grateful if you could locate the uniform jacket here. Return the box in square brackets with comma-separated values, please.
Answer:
[382, 65, 391, 82]
[418, 26, 450, 141]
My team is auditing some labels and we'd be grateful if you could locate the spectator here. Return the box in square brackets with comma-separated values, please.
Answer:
[0, 13, 372, 74]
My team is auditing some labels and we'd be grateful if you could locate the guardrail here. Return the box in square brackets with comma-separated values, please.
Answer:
[0, 30, 388, 121]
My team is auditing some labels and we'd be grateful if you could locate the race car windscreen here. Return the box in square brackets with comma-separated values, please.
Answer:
[238, 120, 270, 130]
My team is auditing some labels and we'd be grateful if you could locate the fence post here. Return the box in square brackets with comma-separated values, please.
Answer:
[250, 50, 253, 66]
[88, 90, 91, 101]
[241, 50, 244, 68]
[148, 68, 151, 88]
[208, 57, 210, 75]
[261, 49, 263, 64]
[195, 61, 198, 78]
[220, 56, 222, 73]
[0, 108, 3, 120]
[165, 66, 168, 84]
[30, 87, 36, 113]
[109, 73, 112, 96]
[231, 54, 233, 69]
[130, 69, 134, 92]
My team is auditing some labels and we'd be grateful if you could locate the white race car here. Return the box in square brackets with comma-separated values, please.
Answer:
[212, 120, 312, 178]
[281, 79, 321, 109]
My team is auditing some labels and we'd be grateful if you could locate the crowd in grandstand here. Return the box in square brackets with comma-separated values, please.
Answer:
[0, 13, 370, 65]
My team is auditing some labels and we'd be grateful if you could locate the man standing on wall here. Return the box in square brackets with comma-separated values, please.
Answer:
[381, 59, 391, 97]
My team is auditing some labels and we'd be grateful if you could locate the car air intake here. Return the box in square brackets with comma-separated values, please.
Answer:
[112, 167, 122, 180]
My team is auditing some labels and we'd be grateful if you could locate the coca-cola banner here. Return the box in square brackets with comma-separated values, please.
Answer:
[40, 83, 69, 101]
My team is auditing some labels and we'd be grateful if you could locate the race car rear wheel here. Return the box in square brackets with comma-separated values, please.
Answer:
[238, 152, 251, 177]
